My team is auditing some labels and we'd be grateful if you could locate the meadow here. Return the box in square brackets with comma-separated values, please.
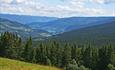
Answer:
[0, 57, 61, 70]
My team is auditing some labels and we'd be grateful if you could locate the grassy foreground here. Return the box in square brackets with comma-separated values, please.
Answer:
[0, 57, 61, 70]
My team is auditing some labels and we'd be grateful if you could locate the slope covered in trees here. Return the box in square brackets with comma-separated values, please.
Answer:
[0, 18, 51, 39]
[0, 32, 115, 70]
[28, 17, 115, 34]
[51, 21, 115, 45]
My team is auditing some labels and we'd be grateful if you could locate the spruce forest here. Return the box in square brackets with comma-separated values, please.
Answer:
[0, 32, 115, 70]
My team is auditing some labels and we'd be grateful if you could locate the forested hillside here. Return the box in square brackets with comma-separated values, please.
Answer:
[51, 21, 115, 45]
[0, 32, 115, 70]
[28, 17, 115, 34]
[0, 18, 51, 39]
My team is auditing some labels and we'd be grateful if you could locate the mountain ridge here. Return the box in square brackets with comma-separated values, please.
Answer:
[0, 13, 58, 24]
[0, 18, 51, 39]
[50, 21, 115, 45]
[29, 17, 115, 34]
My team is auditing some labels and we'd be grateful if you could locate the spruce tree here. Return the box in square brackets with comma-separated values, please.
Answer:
[22, 36, 32, 62]
[62, 43, 71, 67]
[31, 48, 37, 63]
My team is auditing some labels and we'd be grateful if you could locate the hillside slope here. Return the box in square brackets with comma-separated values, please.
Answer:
[51, 22, 115, 45]
[0, 18, 51, 39]
[0, 57, 61, 70]
[29, 17, 115, 34]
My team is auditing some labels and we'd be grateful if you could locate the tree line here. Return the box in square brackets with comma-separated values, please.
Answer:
[0, 32, 115, 70]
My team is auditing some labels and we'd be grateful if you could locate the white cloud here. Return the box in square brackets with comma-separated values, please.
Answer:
[0, 0, 13, 3]
[90, 0, 115, 4]
[90, 0, 105, 4]
[0, 0, 114, 17]
[15, 0, 27, 3]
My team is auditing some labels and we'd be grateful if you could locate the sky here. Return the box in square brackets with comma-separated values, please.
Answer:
[0, 0, 115, 17]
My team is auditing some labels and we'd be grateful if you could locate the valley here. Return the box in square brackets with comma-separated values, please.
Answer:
[50, 21, 115, 45]
[0, 13, 115, 70]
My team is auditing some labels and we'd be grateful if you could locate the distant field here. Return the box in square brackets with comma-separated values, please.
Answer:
[0, 57, 61, 70]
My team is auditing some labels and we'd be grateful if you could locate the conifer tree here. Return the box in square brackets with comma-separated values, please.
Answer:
[82, 46, 93, 68]
[22, 36, 32, 62]
[46, 57, 51, 66]
[62, 43, 71, 67]
[31, 48, 37, 63]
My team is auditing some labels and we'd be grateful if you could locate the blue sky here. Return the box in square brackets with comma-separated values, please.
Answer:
[0, 0, 115, 17]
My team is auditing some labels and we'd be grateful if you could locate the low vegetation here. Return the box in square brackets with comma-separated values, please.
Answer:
[0, 57, 61, 70]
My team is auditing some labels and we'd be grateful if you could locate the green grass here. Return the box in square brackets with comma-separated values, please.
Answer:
[0, 57, 61, 70]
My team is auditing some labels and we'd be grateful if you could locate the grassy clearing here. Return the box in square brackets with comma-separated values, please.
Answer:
[0, 57, 61, 70]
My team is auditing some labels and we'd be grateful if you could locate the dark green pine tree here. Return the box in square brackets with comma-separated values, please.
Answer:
[0, 32, 7, 56]
[46, 57, 52, 66]
[110, 47, 115, 66]
[22, 36, 32, 62]
[31, 48, 37, 63]
[0, 32, 22, 59]
[56, 44, 63, 67]
[107, 45, 115, 66]
[38, 43, 47, 64]
[50, 41, 59, 66]
[91, 48, 98, 70]
[71, 44, 78, 60]
[71, 44, 82, 65]
[62, 43, 71, 67]
[98, 46, 109, 70]
[35, 47, 40, 63]
[82, 46, 93, 69]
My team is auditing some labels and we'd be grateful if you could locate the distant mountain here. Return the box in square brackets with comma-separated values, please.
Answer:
[0, 18, 51, 39]
[28, 17, 115, 34]
[51, 21, 115, 45]
[0, 13, 58, 24]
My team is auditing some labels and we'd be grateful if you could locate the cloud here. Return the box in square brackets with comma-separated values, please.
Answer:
[90, 0, 115, 4]
[91, 0, 106, 4]
[0, 0, 114, 17]
[104, 0, 115, 4]
[0, 0, 13, 3]
[14, 0, 27, 3]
